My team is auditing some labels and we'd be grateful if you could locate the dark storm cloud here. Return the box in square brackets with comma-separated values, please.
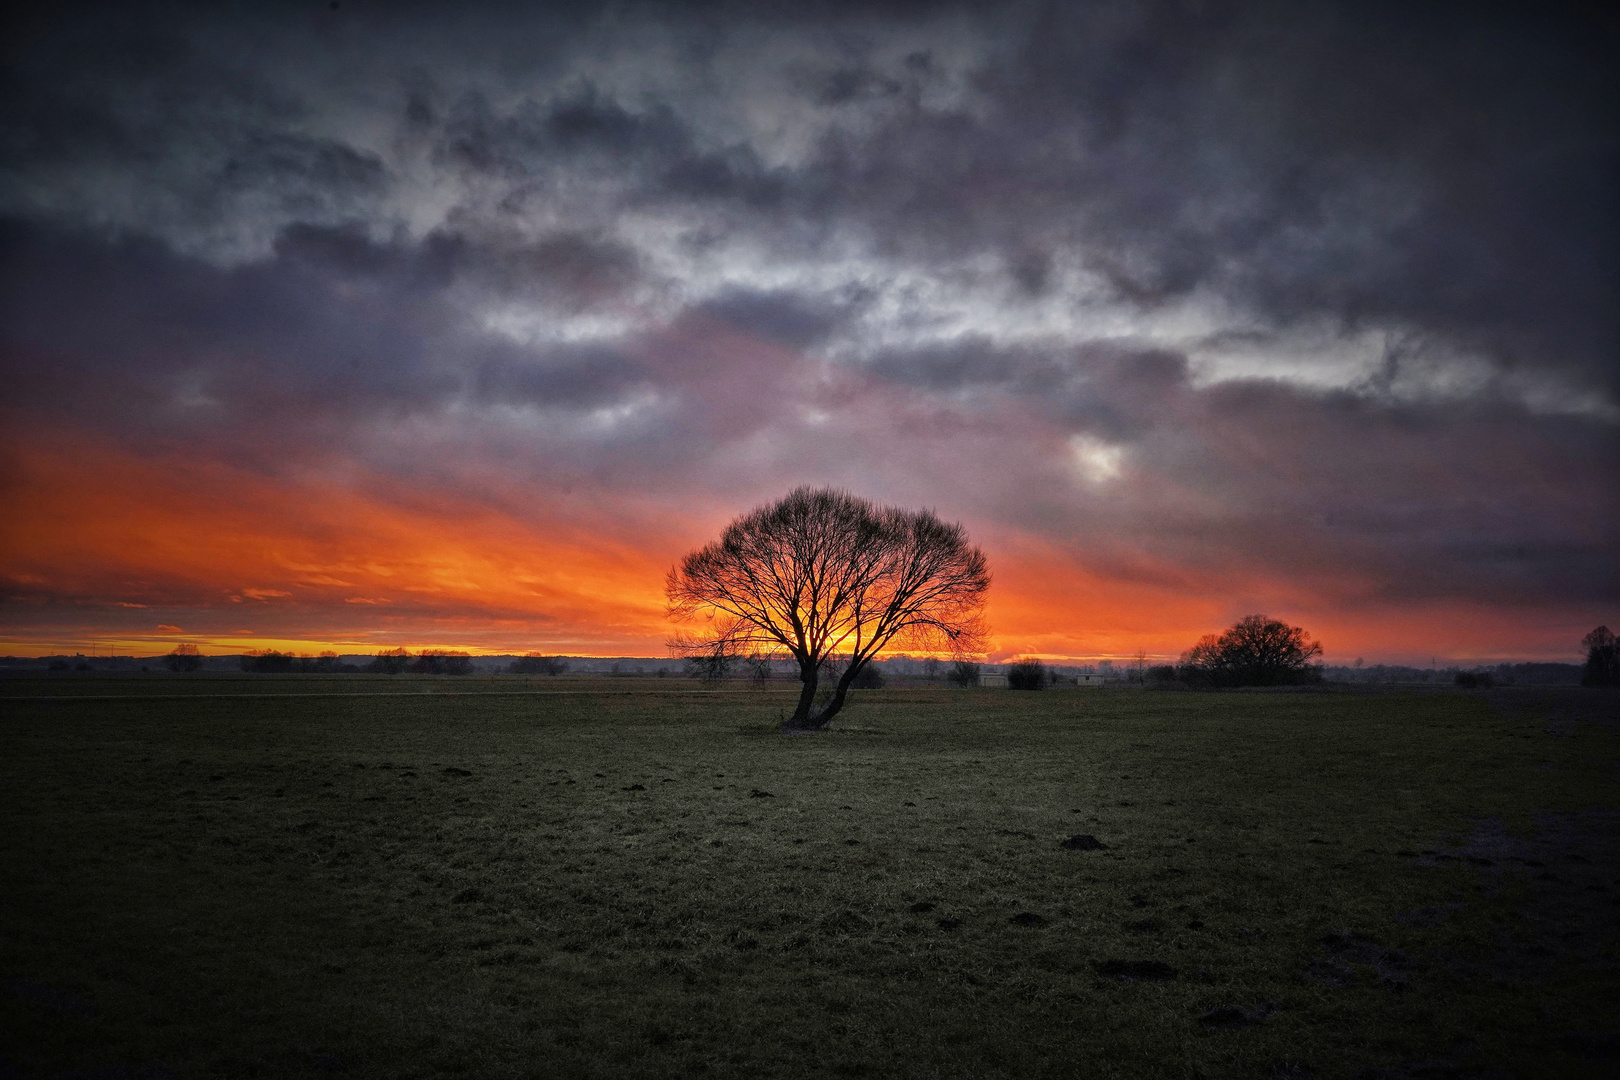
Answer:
[857, 329, 1617, 604]
[1, 0, 1615, 625]
[697, 288, 860, 349]
[793, 1, 1616, 391]
[1, 14, 388, 248]
[0, 217, 660, 458]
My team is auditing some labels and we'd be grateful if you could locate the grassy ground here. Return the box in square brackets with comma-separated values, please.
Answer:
[1, 676, 1616, 1079]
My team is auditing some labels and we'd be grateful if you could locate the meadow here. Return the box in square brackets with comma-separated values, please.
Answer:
[2, 676, 1616, 1079]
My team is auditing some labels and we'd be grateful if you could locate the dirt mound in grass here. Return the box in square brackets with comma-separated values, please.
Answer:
[1061, 834, 1107, 850]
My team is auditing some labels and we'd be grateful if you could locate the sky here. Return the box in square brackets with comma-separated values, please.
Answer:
[1, 0, 1616, 664]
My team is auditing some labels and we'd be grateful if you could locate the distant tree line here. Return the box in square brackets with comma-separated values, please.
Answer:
[1323, 662, 1582, 686]
[240, 650, 362, 673]
[509, 653, 570, 675]
[237, 648, 473, 674]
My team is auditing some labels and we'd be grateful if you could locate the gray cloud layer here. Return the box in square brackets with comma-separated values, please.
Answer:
[3, 0, 1616, 619]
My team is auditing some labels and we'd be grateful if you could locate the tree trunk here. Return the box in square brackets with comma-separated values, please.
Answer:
[781, 662, 858, 734]
[781, 658, 821, 732]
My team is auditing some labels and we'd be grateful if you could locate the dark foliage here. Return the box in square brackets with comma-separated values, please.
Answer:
[850, 663, 885, 689]
[1178, 615, 1323, 687]
[411, 650, 474, 675]
[242, 650, 297, 673]
[946, 660, 981, 688]
[165, 644, 203, 673]
[1454, 671, 1494, 689]
[509, 653, 569, 675]
[1006, 659, 1046, 690]
[366, 648, 412, 675]
[245, 650, 357, 674]
[1581, 625, 1619, 687]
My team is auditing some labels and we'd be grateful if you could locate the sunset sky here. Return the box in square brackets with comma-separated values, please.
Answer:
[2, 1, 1615, 664]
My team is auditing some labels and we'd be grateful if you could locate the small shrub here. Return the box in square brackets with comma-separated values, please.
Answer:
[686, 654, 733, 683]
[745, 653, 774, 685]
[850, 663, 885, 689]
[166, 644, 203, 673]
[946, 661, 981, 688]
[1007, 659, 1046, 690]
[1454, 671, 1494, 689]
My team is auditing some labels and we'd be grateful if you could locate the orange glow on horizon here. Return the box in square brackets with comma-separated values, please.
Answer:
[0, 438, 1596, 665]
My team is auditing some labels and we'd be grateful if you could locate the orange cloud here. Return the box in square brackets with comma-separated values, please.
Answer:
[0, 436, 672, 655]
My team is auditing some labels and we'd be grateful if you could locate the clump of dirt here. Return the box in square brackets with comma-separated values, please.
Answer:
[441, 767, 472, 777]
[1125, 918, 1163, 933]
[908, 901, 935, 914]
[451, 888, 485, 904]
[622, 783, 646, 791]
[749, 788, 774, 798]
[1061, 834, 1107, 850]
[1009, 911, 1046, 927]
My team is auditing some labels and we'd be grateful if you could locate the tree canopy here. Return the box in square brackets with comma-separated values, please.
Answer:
[1179, 615, 1323, 687]
[666, 487, 989, 731]
[1582, 625, 1618, 687]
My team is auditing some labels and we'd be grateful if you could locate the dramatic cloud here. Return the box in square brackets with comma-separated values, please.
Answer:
[2, 1, 1615, 661]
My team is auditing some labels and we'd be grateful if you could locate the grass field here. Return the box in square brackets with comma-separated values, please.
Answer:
[2, 676, 1617, 1079]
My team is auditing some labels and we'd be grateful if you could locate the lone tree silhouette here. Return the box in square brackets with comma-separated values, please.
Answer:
[1180, 614, 1323, 687]
[666, 487, 989, 732]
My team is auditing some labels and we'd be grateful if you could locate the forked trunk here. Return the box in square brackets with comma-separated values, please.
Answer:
[780, 661, 858, 734]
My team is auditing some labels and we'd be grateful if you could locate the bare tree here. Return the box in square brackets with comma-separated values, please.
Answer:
[666, 487, 989, 732]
